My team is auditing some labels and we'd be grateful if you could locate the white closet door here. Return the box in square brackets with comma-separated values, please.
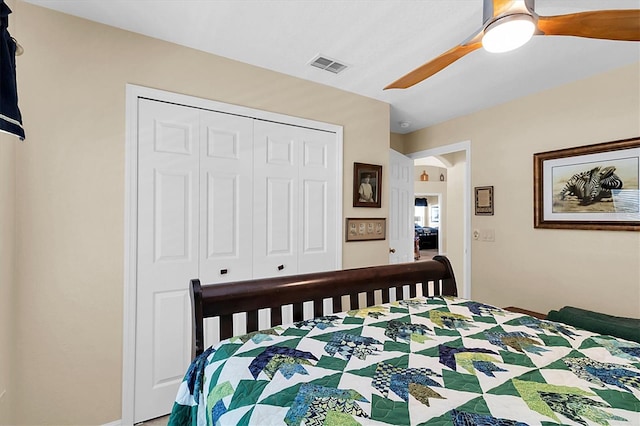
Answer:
[130, 90, 341, 422]
[199, 111, 254, 283]
[253, 121, 338, 277]
[253, 120, 299, 278]
[297, 127, 338, 274]
[135, 99, 199, 423]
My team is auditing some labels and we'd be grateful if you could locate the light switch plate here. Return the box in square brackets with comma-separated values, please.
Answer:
[481, 229, 495, 242]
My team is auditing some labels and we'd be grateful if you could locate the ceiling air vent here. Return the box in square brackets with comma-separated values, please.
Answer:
[309, 55, 348, 74]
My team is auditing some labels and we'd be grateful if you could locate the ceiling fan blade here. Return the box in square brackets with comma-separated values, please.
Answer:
[537, 10, 640, 41]
[384, 41, 482, 90]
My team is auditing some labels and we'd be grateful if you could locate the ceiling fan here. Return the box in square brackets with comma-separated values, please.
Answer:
[385, 0, 640, 90]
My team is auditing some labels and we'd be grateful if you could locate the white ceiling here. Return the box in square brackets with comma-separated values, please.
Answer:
[23, 0, 640, 134]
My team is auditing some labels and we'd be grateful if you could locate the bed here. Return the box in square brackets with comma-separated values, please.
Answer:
[168, 256, 640, 425]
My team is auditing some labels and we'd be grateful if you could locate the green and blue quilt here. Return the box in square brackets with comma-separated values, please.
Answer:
[168, 297, 640, 425]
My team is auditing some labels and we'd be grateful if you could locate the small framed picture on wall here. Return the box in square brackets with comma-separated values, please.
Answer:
[475, 186, 494, 216]
[353, 162, 382, 208]
[346, 218, 386, 241]
[431, 206, 440, 223]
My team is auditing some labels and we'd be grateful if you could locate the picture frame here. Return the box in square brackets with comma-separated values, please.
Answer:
[430, 206, 440, 223]
[475, 186, 494, 216]
[533, 137, 640, 231]
[345, 218, 386, 242]
[353, 162, 382, 208]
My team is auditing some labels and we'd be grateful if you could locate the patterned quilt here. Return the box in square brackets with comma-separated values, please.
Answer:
[168, 297, 640, 426]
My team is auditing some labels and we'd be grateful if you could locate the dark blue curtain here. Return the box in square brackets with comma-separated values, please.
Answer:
[0, 0, 24, 140]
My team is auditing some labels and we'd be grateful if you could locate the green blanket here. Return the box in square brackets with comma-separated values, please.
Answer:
[547, 305, 640, 343]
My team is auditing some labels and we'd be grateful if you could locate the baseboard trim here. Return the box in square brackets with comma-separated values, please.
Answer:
[102, 420, 122, 426]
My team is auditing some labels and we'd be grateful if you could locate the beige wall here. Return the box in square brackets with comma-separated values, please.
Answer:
[1, 1, 16, 420]
[413, 165, 446, 183]
[404, 62, 640, 318]
[9, 2, 390, 424]
[390, 132, 405, 152]
[0, 134, 16, 423]
[1, 3, 18, 413]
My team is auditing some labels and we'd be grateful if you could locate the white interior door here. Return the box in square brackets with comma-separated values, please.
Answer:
[199, 111, 254, 284]
[136, 102, 257, 421]
[135, 99, 199, 422]
[296, 126, 337, 274]
[252, 120, 338, 277]
[253, 120, 300, 278]
[389, 149, 414, 263]
[199, 111, 255, 347]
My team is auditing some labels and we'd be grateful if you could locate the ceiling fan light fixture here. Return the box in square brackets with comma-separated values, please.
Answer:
[482, 14, 536, 53]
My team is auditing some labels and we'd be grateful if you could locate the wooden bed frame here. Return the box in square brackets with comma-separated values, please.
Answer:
[190, 256, 457, 355]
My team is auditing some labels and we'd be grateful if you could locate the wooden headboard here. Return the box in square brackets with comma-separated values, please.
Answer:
[190, 256, 457, 356]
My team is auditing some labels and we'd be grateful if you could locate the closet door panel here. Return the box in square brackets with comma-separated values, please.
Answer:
[199, 111, 254, 284]
[135, 99, 199, 422]
[303, 179, 327, 252]
[253, 121, 299, 278]
[298, 129, 338, 273]
[267, 177, 294, 255]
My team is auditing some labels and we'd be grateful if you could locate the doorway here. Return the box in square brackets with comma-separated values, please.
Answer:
[413, 155, 447, 260]
[414, 193, 442, 261]
[407, 141, 471, 299]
